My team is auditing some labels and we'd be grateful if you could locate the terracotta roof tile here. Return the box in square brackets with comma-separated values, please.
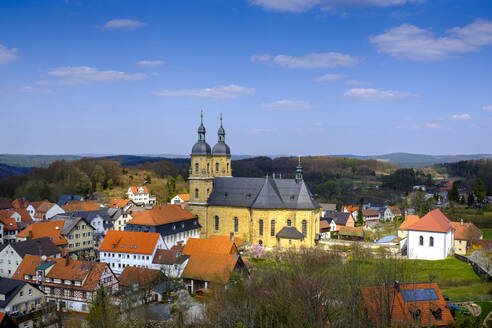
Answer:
[62, 200, 102, 213]
[361, 282, 454, 327]
[130, 186, 149, 194]
[16, 221, 68, 246]
[99, 230, 161, 255]
[209, 235, 247, 249]
[407, 209, 453, 233]
[108, 198, 131, 209]
[0, 216, 19, 231]
[11, 198, 29, 209]
[177, 194, 190, 202]
[362, 209, 379, 217]
[127, 205, 196, 226]
[118, 267, 162, 287]
[183, 238, 237, 256]
[182, 251, 240, 284]
[451, 221, 482, 241]
[399, 215, 420, 231]
[152, 249, 189, 265]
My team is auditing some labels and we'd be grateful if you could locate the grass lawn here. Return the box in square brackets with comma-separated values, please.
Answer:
[410, 257, 492, 302]
[482, 228, 492, 240]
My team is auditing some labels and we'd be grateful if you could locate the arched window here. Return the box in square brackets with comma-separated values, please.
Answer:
[271, 220, 275, 237]
[195, 163, 199, 174]
[216, 162, 219, 172]
[215, 216, 219, 232]
[287, 219, 291, 227]
[195, 188, 199, 199]
[302, 220, 307, 236]
[259, 219, 263, 236]
[207, 163, 210, 173]
[259, 240, 263, 246]
[227, 163, 230, 173]
[234, 217, 238, 233]
[429, 236, 434, 247]
[419, 236, 424, 246]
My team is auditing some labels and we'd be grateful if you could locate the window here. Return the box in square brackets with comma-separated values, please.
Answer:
[419, 236, 424, 246]
[29, 289, 32, 295]
[302, 220, 307, 236]
[207, 163, 210, 173]
[227, 163, 230, 173]
[429, 236, 434, 247]
[216, 162, 219, 172]
[259, 219, 263, 236]
[287, 219, 291, 227]
[271, 220, 275, 237]
[195, 162, 199, 174]
[234, 217, 238, 233]
[215, 216, 219, 232]
[195, 188, 199, 199]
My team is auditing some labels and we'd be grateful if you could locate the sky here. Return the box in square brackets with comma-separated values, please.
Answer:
[0, 0, 491, 156]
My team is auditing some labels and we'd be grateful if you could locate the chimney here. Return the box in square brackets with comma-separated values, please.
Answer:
[229, 232, 234, 242]
[460, 218, 463, 225]
[181, 202, 185, 210]
[394, 280, 400, 293]
[28, 230, 33, 239]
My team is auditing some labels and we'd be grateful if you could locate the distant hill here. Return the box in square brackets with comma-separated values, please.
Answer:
[0, 154, 81, 168]
[0, 163, 32, 179]
[331, 153, 492, 168]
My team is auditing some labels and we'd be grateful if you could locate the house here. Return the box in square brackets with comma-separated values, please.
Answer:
[61, 200, 102, 213]
[11, 198, 29, 211]
[125, 205, 201, 249]
[407, 209, 454, 260]
[337, 226, 364, 241]
[450, 220, 483, 256]
[12, 254, 118, 313]
[389, 206, 402, 218]
[99, 230, 165, 275]
[108, 198, 134, 211]
[57, 195, 84, 206]
[397, 215, 420, 239]
[17, 218, 95, 260]
[361, 282, 454, 327]
[362, 209, 380, 228]
[170, 194, 190, 207]
[342, 205, 359, 219]
[151, 248, 189, 278]
[209, 235, 247, 253]
[127, 186, 156, 206]
[319, 203, 337, 217]
[118, 266, 166, 307]
[0, 277, 45, 328]
[181, 237, 247, 293]
[0, 209, 33, 244]
[320, 210, 355, 239]
[58, 210, 113, 246]
[0, 237, 61, 277]
[111, 209, 134, 232]
[30, 201, 65, 221]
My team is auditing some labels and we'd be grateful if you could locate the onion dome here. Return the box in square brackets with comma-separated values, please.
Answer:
[192, 110, 212, 155]
[212, 114, 231, 155]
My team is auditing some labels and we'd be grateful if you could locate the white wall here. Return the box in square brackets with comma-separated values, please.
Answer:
[152, 259, 189, 278]
[408, 230, 453, 260]
[44, 204, 65, 220]
[0, 245, 22, 277]
[161, 228, 200, 249]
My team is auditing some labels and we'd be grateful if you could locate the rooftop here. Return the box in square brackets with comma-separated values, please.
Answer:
[407, 209, 453, 233]
[128, 204, 196, 226]
[99, 230, 161, 255]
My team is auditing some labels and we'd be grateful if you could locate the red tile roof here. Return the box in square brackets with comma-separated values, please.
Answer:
[177, 194, 190, 202]
[407, 209, 453, 233]
[451, 221, 482, 241]
[182, 251, 240, 284]
[0, 215, 19, 231]
[12, 254, 112, 292]
[130, 186, 148, 194]
[209, 235, 247, 249]
[62, 200, 101, 212]
[127, 205, 196, 226]
[99, 230, 161, 255]
[398, 215, 420, 231]
[118, 266, 162, 287]
[108, 198, 131, 209]
[16, 221, 68, 246]
[12, 198, 29, 209]
[183, 238, 237, 256]
[361, 282, 454, 327]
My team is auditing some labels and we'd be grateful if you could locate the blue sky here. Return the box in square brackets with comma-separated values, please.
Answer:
[0, 0, 491, 156]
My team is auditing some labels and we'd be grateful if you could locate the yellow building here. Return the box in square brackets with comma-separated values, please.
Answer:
[188, 113, 321, 248]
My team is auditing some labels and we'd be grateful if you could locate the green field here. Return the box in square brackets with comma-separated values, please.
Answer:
[411, 257, 491, 301]
[482, 228, 492, 240]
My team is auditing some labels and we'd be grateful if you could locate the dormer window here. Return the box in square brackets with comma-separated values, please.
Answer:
[173, 225, 176, 230]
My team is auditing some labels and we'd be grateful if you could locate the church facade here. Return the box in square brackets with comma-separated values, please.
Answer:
[187, 113, 321, 248]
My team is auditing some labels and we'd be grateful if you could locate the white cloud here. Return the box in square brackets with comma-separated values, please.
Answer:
[425, 123, 440, 129]
[261, 99, 312, 110]
[250, 0, 424, 13]
[314, 73, 346, 82]
[370, 19, 492, 61]
[0, 44, 19, 64]
[450, 113, 471, 120]
[345, 79, 370, 86]
[153, 84, 255, 99]
[272, 52, 361, 69]
[137, 60, 165, 67]
[483, 105, 492, 112]
[250, 54, 271, 63]
[48, 66, 147, 84]
[105, 19, 147, 29]
[21, 86, 53, 94]
[344, 88, 417, 100]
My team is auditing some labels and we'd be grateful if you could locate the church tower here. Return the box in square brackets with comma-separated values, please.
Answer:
[188, 111, 214, 236]
[212, 114, 232, 177]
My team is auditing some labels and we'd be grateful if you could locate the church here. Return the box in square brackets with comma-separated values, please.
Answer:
[187, 113, 321, 248]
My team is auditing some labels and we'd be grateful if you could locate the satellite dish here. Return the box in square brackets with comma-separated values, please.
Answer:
[41, 255, 47, 261]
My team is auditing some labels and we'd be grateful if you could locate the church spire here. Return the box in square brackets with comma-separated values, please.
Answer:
[217, 113, 225, 142]
[295, 155, 303, 182]
[198, 110, 206, 141]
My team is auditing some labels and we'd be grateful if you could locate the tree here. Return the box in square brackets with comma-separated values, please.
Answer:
[412, 190, 433, 217]
[145, 174, 152, 184]
[356, 199, 364, 226]
[450, 183, 459, 203]
[474, 179, 486, 204]
[468, 193, 475, 207]
[87, 286, 121, 328]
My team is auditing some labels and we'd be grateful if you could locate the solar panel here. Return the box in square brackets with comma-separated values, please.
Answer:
[401, 288, 438, 302]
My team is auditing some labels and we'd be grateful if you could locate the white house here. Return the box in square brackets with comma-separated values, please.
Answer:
[170, 194, 190, 206]
[127, 186, 156, 206]
[151, 248, 189, 278]
[0, 237, 61, 277]
[407, 209, 454, 260]
[99, 230, 165, 275]
[31, 201, 65, 221]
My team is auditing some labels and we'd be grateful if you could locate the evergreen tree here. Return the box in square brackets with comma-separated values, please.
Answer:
[450, 183, 459, 203]
[468, 193, 475, 207]
[87, 286, 121, 328]
[474, 179, 486, 204]
[356, 199, 364, 226]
